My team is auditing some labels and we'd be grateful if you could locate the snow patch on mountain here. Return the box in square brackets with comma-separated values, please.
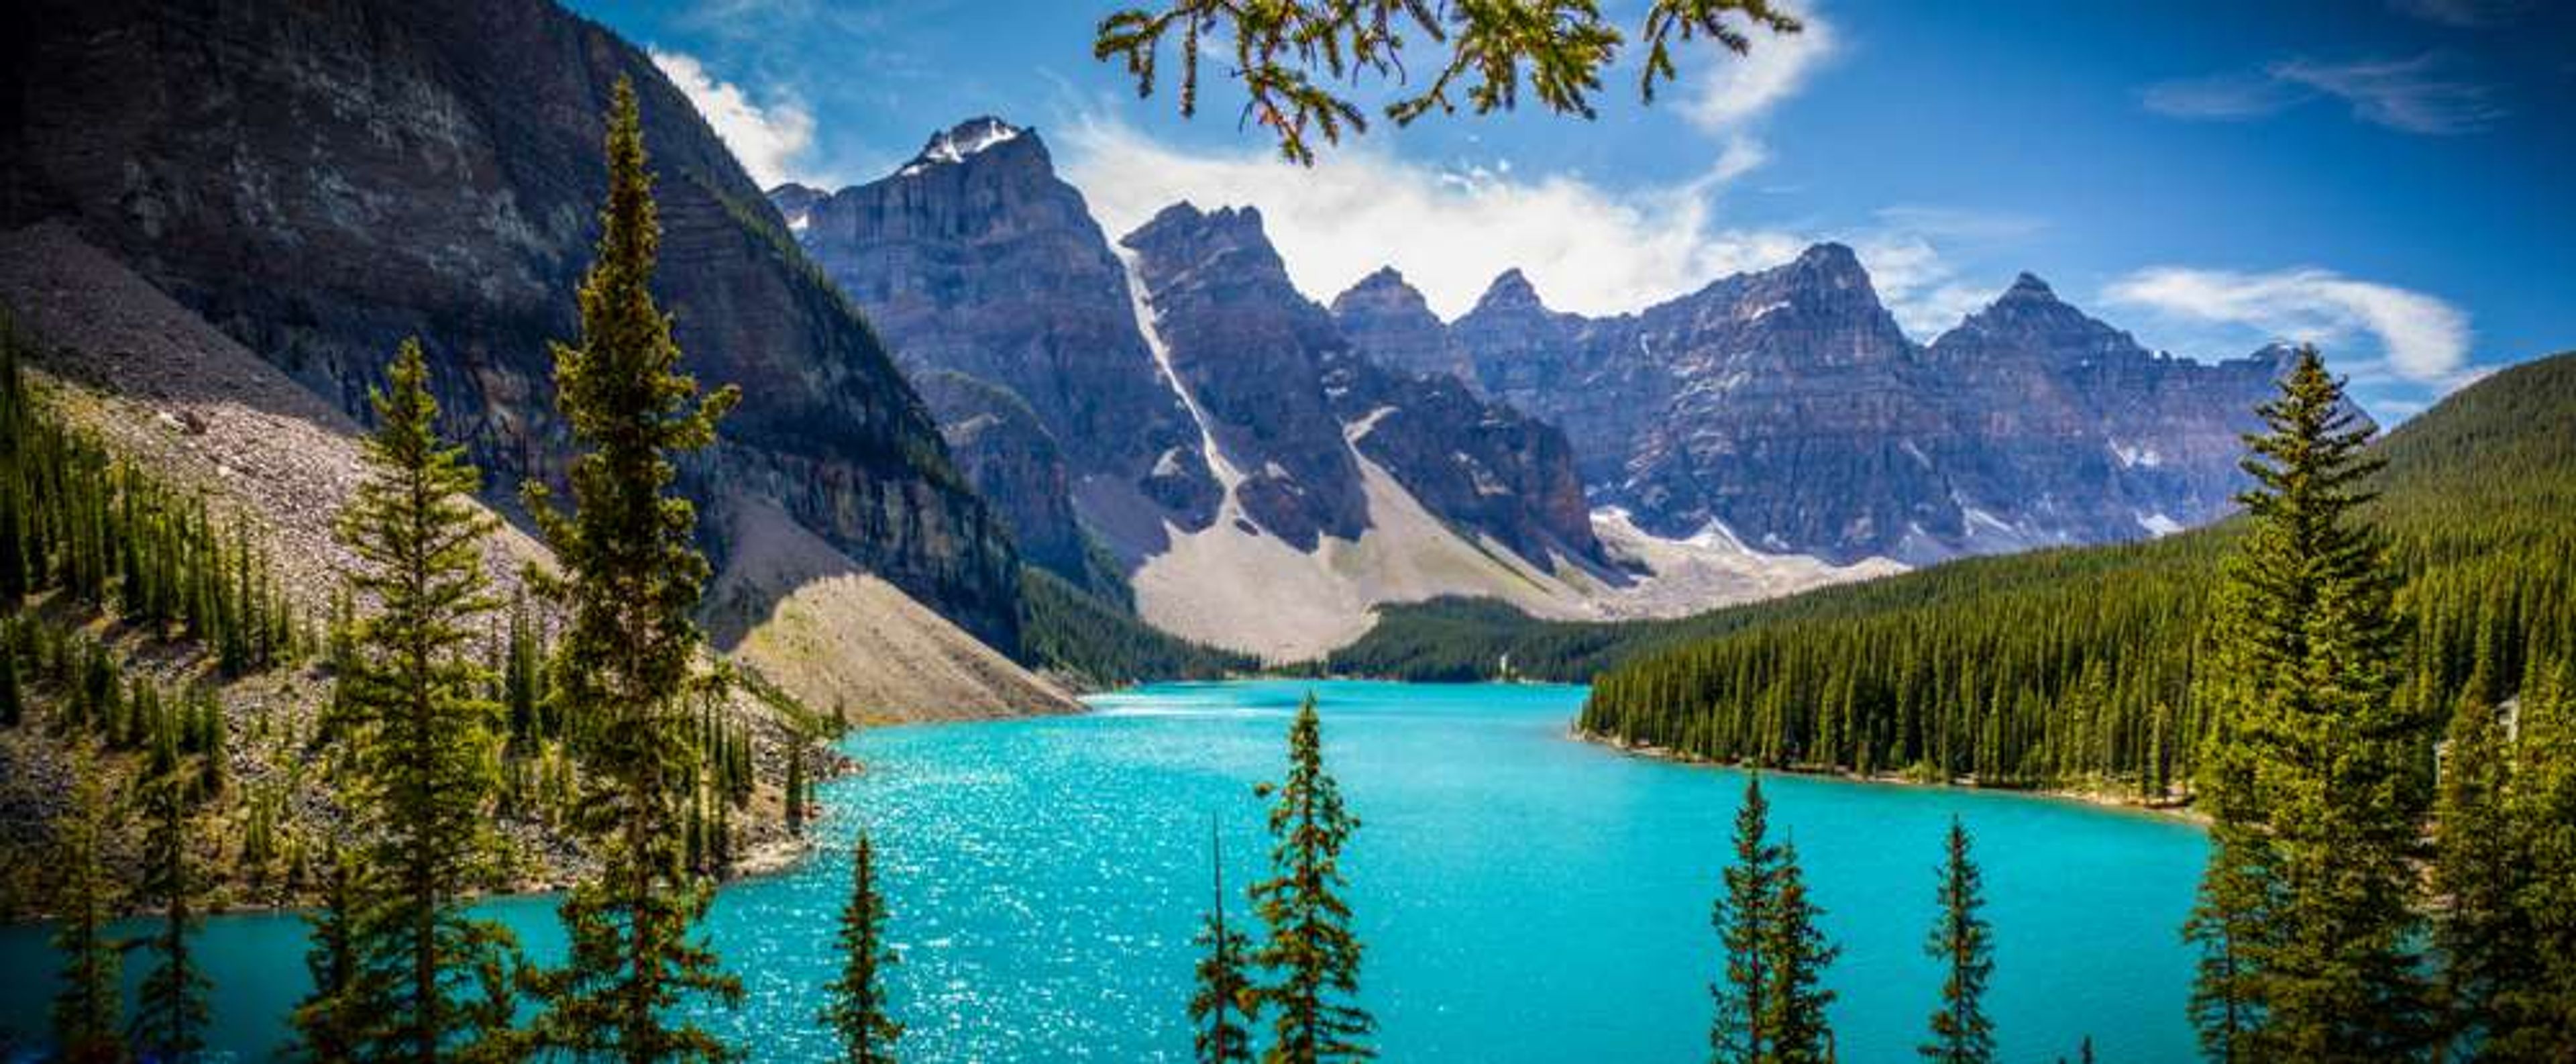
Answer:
[898, 117, 1024, 176]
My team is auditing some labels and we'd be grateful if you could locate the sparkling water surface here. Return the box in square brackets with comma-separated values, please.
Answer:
[0, 680, 2207, 1061]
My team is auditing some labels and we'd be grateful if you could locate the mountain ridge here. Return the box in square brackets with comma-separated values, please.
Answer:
[1, 0, 1029, 651]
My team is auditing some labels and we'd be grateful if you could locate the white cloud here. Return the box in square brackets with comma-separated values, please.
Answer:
[2139, 72, 2306, 121]
[1682, 10, 1837, 133]
[2140, 52, 2503, 135]
[1060, 112, 2031, 339]
[1676, 8, 1837, 195]
[1061, 115, 1813, 319]
[649, 49, 818, 188]
[2271, 54, 2504, 135]
[2103, 266, 2473, 384]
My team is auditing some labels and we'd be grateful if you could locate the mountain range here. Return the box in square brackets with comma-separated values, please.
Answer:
[774, 117, 2294, 655]
[0, 0, 2306, 667]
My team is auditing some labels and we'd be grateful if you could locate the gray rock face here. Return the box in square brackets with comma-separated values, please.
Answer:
[783, 134, 1601, 571]
[777, 119, 1218, 584]
[1122, 204, 1373, 551]
[1330, 267, 1477, 386]
[1436, 246, 2288, 563]
[910, 370, 1093, 596]
[1125, 205, 1605, 562]
[1, 0, 1024, 646]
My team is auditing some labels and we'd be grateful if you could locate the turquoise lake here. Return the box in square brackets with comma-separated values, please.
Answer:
[0, 680, 2209, 1061]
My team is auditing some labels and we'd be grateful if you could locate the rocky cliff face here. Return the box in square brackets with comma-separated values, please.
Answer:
[1124, 204, 1604, 562]
[1122, 204, 1375, 551]
[777, 127, 1599, 578]
[908, 369, 1099, 598]
[776, 119, 1218, 592]
[1436, 246, 2286, 564]
[1330, 267, 1477, 386]
[1, 0, 1024, 647]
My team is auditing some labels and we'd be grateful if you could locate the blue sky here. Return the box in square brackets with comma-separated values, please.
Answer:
[569, 0, 2576, 419]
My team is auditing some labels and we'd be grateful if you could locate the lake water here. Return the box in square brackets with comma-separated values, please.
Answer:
[0, 680, 2208, 1061]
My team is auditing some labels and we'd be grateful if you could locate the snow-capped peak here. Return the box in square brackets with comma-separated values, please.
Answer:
[898, 117, 1024, 176]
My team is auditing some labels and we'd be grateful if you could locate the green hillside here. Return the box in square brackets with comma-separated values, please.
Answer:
[1333, 352, 2576, 796]
[1018, 566, 1256, 688]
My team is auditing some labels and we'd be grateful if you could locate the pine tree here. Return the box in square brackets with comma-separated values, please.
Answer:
[1711, 775, 1838, 1064]
[131, 741, 210, 1061]
[328, 337, 522, 1062]
[2431, 690, 2521, 1048]
[2492, 659, 2576, 1055]
[501, 592, 545, 753]
[196, 690, 225, 798]
[522, 76, 742, 1063]
[1764, 867, 1837, 1063]
[1189, 818, 1255, 1064]
[291, 843, 366, 1062]
[49, 748, 122, 1064]
[784, 743, 807, 839]
[2182, 827, 2267, 1063]
[2, 640, 20, 728]
[2186, 345, 2434, 1059]
[824, 833, 901, 1063]
[1920, 816, 1993, 1064]
[1250, 692, 1373, 1063]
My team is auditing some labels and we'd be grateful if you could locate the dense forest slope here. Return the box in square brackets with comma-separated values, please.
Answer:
[0, 220, 1079, 915]
[1332, 352, 2576, 796]
[1574, 352, 2576, 793]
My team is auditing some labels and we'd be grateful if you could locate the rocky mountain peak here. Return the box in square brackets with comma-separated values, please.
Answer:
[1714, 242, 1892, 327]
[1332, 265, 1476, 384]
[1789, 242, 1869, 286]
[1332, 266, 1434, 317]
[1122, 203, 1289, 286]
[1474, 268, 1547, 313]
[767, 181, 825, 235]
[898, 115, 1039, 176]
[2004, 270, 2055, 299]
[1940, 270, 2135, 357]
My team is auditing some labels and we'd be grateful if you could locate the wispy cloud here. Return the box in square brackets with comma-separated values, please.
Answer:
[2104, 266, 2475, 386]
[1058, 111, 2027, 339]
[1040, 6, 2039, 329]
[2139, 72, 2307, 121]
[2271, 54, 2505, 134]
[649, 48, 819, 187]
[1679, 7, 1838, 188]
[1061, 115, 1805, 318]
[1683, 9, 1838, 131]
[2387, 0, 2533, 28]
[2141, 52, 2503, 135]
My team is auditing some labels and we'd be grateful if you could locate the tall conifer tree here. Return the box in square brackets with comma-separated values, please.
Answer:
[1250, 693, 1372, 1064]
[291, 844, 366, 1063]
[523, 76, 743, 1063]
[131, 740, 210, 1061]
[1711, 775, 1837, 1064]
[824, 833, 901, 1063]
[1920, 816, 1993, 1064]
[2493, 659, 2576, 1054]
[2186, 345, 2433, 1059]
[49, 748, 122, 1064]
[1190, 818, 1255, 1064]
[2431, 690, 2520, 1049]
[329, 339, 521, 1061]
[2, 641, 21, 728]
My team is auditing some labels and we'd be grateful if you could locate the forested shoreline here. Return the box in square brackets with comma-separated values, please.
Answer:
[1576, 351, 2576, 796]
